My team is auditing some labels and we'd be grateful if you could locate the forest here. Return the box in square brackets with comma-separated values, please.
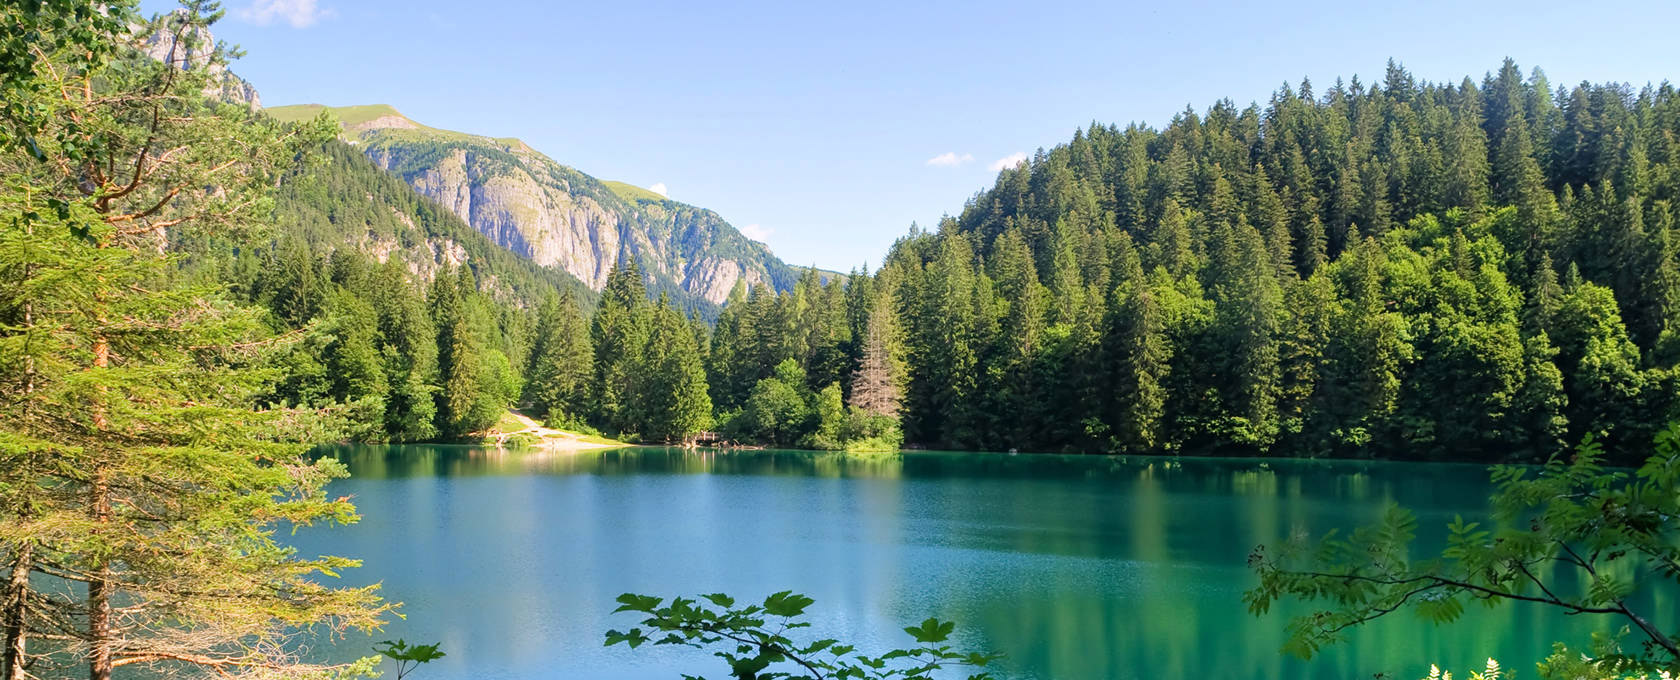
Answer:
[242, 59, 1680, 463]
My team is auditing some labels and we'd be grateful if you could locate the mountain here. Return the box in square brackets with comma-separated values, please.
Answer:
[135, 10, 261, 109]
[264, 104, 802, 307]
[139, 16, 589, 310]
[265, 139, 596, 308]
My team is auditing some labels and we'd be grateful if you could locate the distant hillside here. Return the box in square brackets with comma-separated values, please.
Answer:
[265, 104, 803, 309]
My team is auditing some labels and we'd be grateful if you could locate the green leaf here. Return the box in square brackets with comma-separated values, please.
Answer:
[613, 593, 664, 613]
[763, 590, 815, 618]
[904, 618, 955, 644]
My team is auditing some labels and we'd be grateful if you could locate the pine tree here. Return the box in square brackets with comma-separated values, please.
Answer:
[0, 5, 388, 678]
[591, 260, 652, 433]
[1111, 285, 1171, 451]
[1494, 108, 1558, 273]
[1524, 254, 1563, 336]
[432, 269, 492, 436]
[638, 298, 713, 442]
[1278, 273, 1334, 445]
[1443, 78, 1492, 218]
[849, 288, 905, 420]
[1210, 225, 1285, 445]
[524, 291, 594, 425]
[1152, 198, 1195, 278]
[1252, 166, 1294, 277]
[989, 230, 1049, 445]
[323, 290, 389, 437]
[1512, 332, 1569, 458]
[906, 235, 981, 446]
[707, 281, 750, 410]
[1320, 236, 1407, 448]
[1552, 281, 1647, 446]
[371, 262, 438, 442]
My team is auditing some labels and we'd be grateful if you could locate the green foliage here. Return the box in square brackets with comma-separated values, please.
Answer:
[592, 261, 653, 433]
[738, 360, 816, 446]
[604, 591, 1001, 680]
[769, 59, 1680, 460]
[841, 409, 905, 453]
[1419, 658, 1504, 680]
[0, 3, 390, 677]
[524, 292, 594, 424]
[95, 46, 1680, 465]
[638, 299, 714, 441]
[374, 639, 446, 680]
[1247, 424, 1680, 675]
[601, 179, 670, 204]
[801, 383, 846, 450]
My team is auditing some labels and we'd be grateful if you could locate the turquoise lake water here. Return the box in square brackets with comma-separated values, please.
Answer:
[287, 445, 1668, 679]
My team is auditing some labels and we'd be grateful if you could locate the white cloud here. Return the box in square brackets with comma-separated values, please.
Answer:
[740, 223, 773, 242]
[236, 0, 333, 28]
[649, 182, 669, 197]
[989, 152, 1028, 172]
[925, 152, 974, 167]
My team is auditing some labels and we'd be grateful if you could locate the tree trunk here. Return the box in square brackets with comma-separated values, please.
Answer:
[87, 468, 112, 680]
[5, 223, 35, 680]
[88, 338, 112, 680]
[2, 539, 32, 680]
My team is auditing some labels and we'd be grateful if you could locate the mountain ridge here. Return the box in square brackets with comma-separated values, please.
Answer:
[265, 103, 807, 307]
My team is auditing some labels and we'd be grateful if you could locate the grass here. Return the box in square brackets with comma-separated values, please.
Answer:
[602, 180, 669, 204]
[494, 411, 528, 432]
[264, 103, 408, 126]
[844, 437, 903, 454]
[572, 432, 629, 446]
[263, 104, 526, 149]
[490, 410, 630, 447]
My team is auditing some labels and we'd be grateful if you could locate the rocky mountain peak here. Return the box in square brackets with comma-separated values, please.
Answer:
[133, 9, 261, 110]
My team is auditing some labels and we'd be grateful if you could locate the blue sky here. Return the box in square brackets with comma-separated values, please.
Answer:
[150, 0, 1680, 271]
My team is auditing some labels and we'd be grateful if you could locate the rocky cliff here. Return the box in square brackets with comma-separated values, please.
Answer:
[134, 11, 262, 110]
[265, 104, 800, 306]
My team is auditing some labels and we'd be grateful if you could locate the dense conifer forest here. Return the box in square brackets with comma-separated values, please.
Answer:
[245, 59, 1677, 462]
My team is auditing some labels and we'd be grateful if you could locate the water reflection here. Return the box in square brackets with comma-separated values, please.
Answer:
[289, 445, 1661, 680]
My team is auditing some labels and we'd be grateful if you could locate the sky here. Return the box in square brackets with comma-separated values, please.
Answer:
[145, 0, 1680, 272]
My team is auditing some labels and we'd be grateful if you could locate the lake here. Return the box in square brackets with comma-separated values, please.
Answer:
[289, 445, 1666, 680]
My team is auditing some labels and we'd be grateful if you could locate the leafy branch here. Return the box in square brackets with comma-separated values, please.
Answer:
[605, 591, 1002, 680]
[1246, 424, 1680, 675]
[373, 639, 445, 680]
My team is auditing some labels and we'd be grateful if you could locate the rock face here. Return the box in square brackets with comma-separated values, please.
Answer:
[265, 105, 800, 306]
[133, 11, 261, 110]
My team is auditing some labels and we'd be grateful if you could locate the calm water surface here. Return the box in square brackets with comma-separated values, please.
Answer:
[289, 446, 1669, 680]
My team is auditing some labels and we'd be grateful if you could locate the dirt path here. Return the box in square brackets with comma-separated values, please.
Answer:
[494, 411, 626, 450]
